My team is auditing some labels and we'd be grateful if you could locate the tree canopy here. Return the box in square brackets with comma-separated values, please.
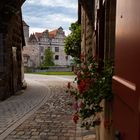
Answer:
[64, 22, 81, 58]
[42, 48, 54, 67]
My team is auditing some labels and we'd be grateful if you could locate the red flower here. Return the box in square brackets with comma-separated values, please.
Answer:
[72, 113, 79, 124]
[67, 82, 71, 89]
[78, 80, 87, 94]
[77, 78, 91, 94]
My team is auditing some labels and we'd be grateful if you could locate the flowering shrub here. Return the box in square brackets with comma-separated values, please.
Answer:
[67, 56, 113, 129]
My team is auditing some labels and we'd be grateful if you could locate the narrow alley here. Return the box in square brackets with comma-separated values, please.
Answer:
[0, 74, 95, 140]
[1, 0, 140, 140]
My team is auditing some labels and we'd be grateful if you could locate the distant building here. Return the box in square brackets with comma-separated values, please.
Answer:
[22, 22, 71, 68]
[22, 45, 40, 68]
[22, 21, 40, 68]
[23, 21, 29, 43]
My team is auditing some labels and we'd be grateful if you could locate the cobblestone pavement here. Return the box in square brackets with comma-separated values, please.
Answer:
[0, 74, 95, 140]
[0, 78, 51, 137]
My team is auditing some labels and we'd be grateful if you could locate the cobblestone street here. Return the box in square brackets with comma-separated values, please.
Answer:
[0, 74, 95, 140]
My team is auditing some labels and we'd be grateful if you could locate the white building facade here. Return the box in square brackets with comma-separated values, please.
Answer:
[23, 23, 71, 67]
[34, 27, 70, 66]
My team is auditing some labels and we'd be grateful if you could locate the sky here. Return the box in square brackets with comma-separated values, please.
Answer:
[22, 0, 78, 35]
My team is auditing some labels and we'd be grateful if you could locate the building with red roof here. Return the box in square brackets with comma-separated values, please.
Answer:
[23, 23, 70, 67]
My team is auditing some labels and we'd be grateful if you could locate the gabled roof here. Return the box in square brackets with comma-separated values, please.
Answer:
[28, 33, 37, 41]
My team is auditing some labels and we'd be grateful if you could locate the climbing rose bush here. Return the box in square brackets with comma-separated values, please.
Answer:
[67, 56, 113, 129]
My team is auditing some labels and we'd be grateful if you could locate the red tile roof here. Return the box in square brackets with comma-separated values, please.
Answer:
[49, 29, 58, 38]
[33, 28, 62, 40]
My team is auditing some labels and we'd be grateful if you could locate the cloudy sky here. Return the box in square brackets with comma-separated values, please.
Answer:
[22, 0, 78, 35]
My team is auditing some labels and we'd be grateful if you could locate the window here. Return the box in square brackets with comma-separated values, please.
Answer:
[41, 56, 44, 60]
[40, 46, 44, 52]
[55, 47, 59, 52]
[55, 55, 59, 60]
[65, 56, 68, 61]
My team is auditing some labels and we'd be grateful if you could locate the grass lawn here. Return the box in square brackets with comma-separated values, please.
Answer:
[29, 71, 75, 75]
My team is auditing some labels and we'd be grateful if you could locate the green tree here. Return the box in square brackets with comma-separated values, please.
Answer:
[42, 48, 54, 67]
[64, 22, 81, 58]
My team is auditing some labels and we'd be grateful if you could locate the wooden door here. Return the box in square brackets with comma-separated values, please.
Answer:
[113, 0, 140, 140]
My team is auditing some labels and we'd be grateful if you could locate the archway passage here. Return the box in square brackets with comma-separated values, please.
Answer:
[0, 1, 95, 140]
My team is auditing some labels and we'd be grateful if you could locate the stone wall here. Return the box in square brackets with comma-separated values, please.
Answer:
[79, 0, 116, 140]
[35, 66, 72, 72]
[0, 1, 25, 100]
[80, 0, 96, 60]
